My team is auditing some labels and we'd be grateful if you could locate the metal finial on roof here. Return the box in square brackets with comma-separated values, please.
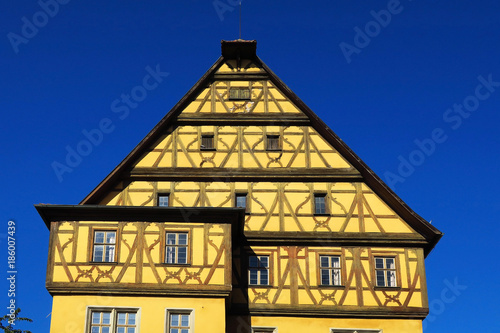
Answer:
[239, 1, 242, 40]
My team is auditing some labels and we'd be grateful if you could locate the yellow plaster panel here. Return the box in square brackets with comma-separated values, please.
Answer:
[238, 315, 424, 333]
[76, 226, 90, 262]
[379, 218, 415, 233]
[342, 290, 359, 306]
[364, 193, 397, 216]
[50, 295, 226, 333]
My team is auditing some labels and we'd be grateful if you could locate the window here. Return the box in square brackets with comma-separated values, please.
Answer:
[92, 230, 116, 262]
[320, 255, 342, 286]
[165, 232, 188, 264]
[249, 255, 269, 286]
[235, 193, 248, 213]
[88, 308, 138, 333]
[314, 194, 327, 215]
[166, 310, 192, 333]
[200, 134, 215, 150]
[266, 135, 281, 151]
[158, 194, 170, 207]
[374, 257, 397, 287]
[229, 87, 251, 100]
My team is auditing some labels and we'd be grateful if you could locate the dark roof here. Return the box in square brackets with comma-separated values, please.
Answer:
[36, 204, 245, 228]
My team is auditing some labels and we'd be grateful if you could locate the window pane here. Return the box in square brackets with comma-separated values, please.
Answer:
[333, 269, 341, 285]
[102, 312, 110, 324]
[91, 327, 99, 333]
[128, 313, 136, 325]
[92, 312, 101, 324]
[321, 269, 329, 285]
[181, 330, 189, 333]
[159, 195, 169, 207]
[166, 247, 175, 263]
[171, 329, 179, 333]
[178, 234, 188, 245]
[260, 270, 268, 285]
[236, 195, 246, 208]
[332, 257, 340, 268]
[259, 256, 268, 267]
[167, 247, 176, 263]
[388, 271, 396, 287]
[386, 258, 395, 269]
[104, 245, 115, 262]
[127, 328, 135, 333]
[320, 256, 329, 267]
[102, 327, 110, 333]
[315, 196, 326, 214]
[181, 315, 189, 326]
[167, 234, 176, 245]
[249, 270, 258, 285]
[178, 247, 187, 264]
[171, 314, 179, 326]
[376, 270, 385, 286]
[95, 232, 105, 243]
[93, 245, 104, 261]
[106, 232, 116, 244]
[117, 313, 126, 325]
[249, 256, 258, 267]
[375, 258, 384, 269]
[117, 328, 125, 333]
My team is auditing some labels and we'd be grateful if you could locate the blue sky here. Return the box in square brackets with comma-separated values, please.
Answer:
[1, 0, 500, 332]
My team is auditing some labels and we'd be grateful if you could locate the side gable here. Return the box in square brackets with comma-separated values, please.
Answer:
[80, 40, 442, 256]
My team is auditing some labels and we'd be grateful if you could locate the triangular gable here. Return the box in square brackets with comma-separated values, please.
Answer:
[80, 40, 442, 255]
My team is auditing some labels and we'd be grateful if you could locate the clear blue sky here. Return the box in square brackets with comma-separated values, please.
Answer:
[1, 1, 499, 332]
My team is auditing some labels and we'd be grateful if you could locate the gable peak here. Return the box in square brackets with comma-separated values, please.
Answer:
[221, 39, 257, 59]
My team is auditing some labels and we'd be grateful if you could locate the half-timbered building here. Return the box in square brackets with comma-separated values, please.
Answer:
[37, 39, 442, 333]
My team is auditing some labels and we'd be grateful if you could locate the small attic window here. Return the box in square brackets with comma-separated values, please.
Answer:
[201, 134, 215, 151]
[266, 135, 281, 151]
[229, 87, 251, 101]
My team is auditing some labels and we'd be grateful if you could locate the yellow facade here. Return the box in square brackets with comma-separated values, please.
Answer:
[51, 296, 225, 333]
[38, 40, 441, 333]
[50, 220, 230, 287]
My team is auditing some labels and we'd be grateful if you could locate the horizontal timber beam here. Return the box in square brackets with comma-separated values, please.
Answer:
[176, 113, 310, 126]
[212, 74, 269, 80]
[128, 167, 362, 182]
[243, 231, 427, 247]
[230, 304, 429, 319]
[47, 282, 231, 297]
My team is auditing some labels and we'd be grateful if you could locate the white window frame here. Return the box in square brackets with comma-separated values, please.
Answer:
[165, 308, 194, 333]
[165, 232, 189, 264]
[374, 256, 397, 287]
[319, 255, 342, 286]
[249, 255, 270, 286]
[85, 306, 140, 333]
[92, 230, 117, 263]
